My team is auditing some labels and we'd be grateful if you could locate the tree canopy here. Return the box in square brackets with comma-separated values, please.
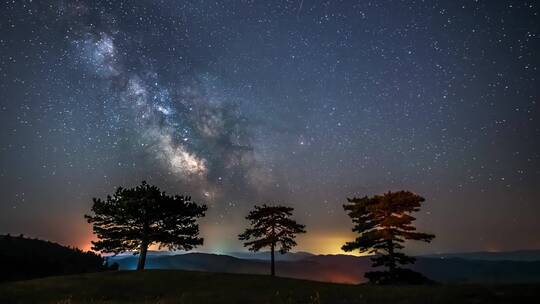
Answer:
[85, 181, 207, 270]
[342, 190, 435, 284]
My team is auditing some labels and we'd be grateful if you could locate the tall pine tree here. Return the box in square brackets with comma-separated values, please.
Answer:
[342, 190, 435, 284]
[85, 181, 207, 270]
[239, 205, 306, 276]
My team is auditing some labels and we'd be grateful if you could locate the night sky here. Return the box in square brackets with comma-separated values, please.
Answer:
[1, 0, 539, 255]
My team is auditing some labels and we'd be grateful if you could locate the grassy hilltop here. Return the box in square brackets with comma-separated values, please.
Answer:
[0, 270, 538, 304]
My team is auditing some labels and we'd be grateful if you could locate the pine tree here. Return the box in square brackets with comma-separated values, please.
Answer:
[239, 205, 306, 276]
[342, 190, 435, 284]
[85, 181, 207, 270]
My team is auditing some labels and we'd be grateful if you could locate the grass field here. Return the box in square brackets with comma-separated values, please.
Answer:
[0, 270, 538, 303]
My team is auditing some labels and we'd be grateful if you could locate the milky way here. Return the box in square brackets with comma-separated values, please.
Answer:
[1, 0, 539, 254]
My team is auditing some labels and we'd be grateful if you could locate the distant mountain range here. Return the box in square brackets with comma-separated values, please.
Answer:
[3, 234, 539, 284]
[227, 249, 540, 262]
[421, 250, 540, 261]
[226, 251, 316, 261]
[109, 252, 371, 283]
[108, 250, 540, 284]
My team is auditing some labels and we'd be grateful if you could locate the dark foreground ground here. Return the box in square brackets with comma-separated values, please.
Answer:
[0, 270, 538, 304]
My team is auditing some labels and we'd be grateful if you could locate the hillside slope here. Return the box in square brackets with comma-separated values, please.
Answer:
[0, 270, 538, 304]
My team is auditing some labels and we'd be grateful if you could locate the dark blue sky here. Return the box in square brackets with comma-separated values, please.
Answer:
[0, 0, 539, 254]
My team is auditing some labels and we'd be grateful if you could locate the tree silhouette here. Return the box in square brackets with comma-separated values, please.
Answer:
[85, 181, 207, 270]
[239, 204, 306, 276]
[342, 190, 435, 284]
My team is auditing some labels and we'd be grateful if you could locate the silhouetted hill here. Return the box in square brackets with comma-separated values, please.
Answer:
[0, 234, 114, 282]
[108, 252, 540, 284]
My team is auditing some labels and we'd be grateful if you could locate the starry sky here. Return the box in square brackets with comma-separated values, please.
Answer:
[1, 0, 539, 255]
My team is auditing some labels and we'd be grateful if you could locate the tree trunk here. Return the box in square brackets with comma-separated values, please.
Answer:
[270, 242, 275, 277]
[137, 239, 149, 270]
[387, 240, 395, 274]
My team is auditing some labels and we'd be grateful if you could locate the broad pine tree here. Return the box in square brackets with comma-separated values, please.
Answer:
[239, 205, 306, 276]
[342, 191, 435, 284]
[85, 181, 207, 270]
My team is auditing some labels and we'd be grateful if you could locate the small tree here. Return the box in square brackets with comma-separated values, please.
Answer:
[342, 190, 435, 284]
[239, 204, 306, 276]
[85, 181, 207, 270]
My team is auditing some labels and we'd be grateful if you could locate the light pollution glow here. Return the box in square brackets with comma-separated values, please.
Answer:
[76, 225, 366, 256]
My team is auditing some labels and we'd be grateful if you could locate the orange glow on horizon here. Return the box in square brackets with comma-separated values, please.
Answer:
[296, 233, 370, 256]
[75, 228, 367, 256]
[77, 234, 96, 252]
